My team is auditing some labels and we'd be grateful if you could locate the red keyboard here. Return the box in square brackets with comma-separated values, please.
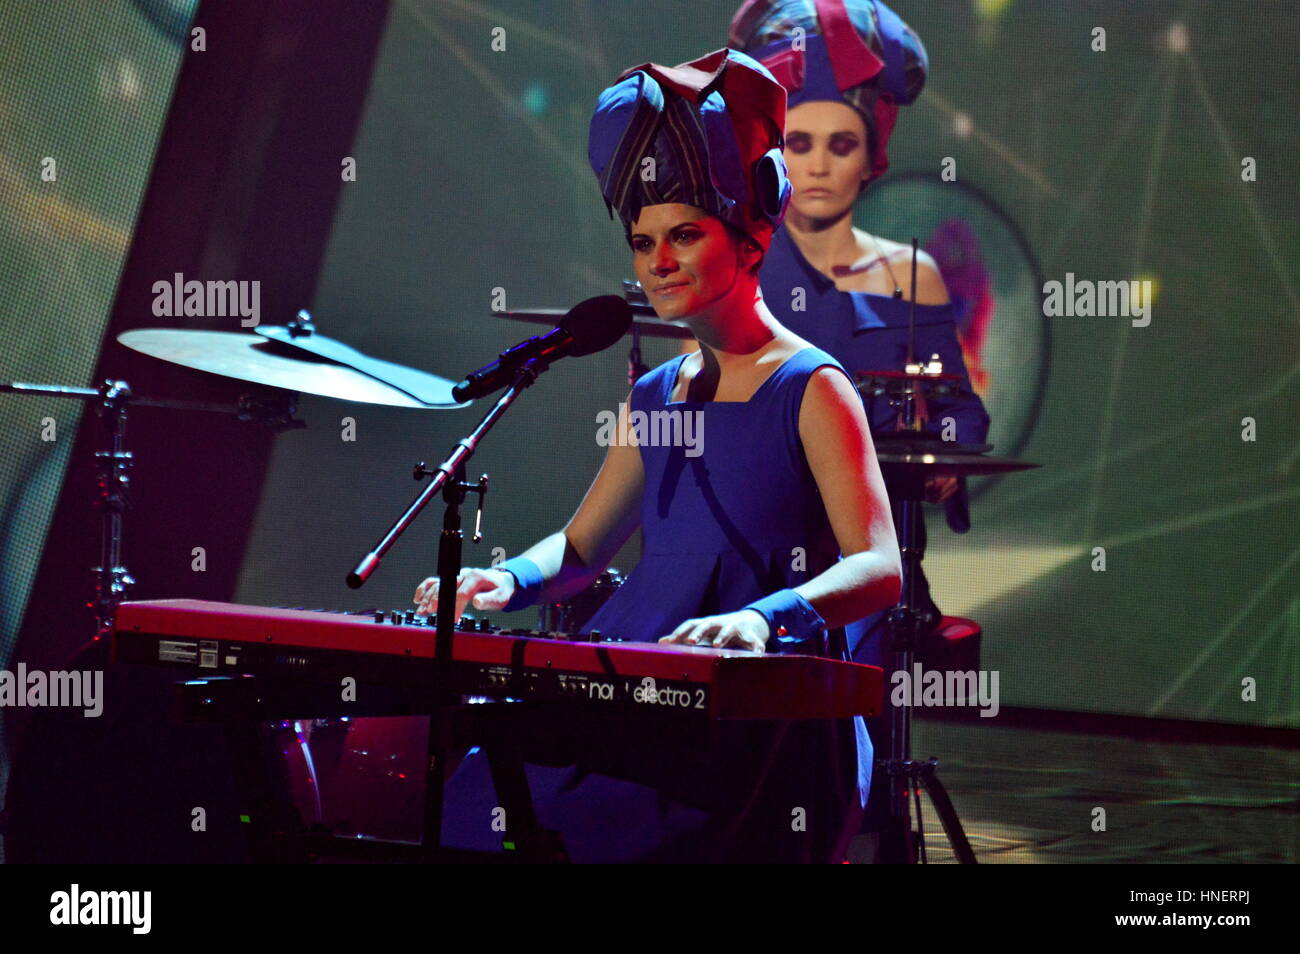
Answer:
[113, 599, 883, 719]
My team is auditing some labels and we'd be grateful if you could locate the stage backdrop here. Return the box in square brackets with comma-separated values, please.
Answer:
[226, 0, 1298, 730]
[0, 0, 194, 803]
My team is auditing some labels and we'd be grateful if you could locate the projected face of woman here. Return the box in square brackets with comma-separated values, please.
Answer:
[784, 99, 872, 224]
[629, 204, 749, 321]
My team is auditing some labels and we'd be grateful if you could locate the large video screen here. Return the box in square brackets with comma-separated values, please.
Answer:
[227, 0, 1297, 730]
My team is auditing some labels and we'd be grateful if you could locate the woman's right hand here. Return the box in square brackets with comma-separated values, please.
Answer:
[413, 567, 516, 621]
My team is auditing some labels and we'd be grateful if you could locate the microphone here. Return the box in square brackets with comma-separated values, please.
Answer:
[452, 296, 633, 401]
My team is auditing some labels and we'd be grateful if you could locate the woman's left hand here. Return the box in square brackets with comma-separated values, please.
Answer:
[659, 611, 770, 654]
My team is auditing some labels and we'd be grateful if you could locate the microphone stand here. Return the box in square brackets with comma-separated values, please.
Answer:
[627, 324, 650, 387]
[346, 356, 548, 862]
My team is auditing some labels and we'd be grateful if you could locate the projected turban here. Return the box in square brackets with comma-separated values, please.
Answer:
[729, 0, 928, 182]
[587, 48, 792, 251]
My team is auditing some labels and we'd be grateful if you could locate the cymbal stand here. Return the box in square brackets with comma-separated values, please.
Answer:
[875, 242, 977, 865]
[1, 379, 301, 643]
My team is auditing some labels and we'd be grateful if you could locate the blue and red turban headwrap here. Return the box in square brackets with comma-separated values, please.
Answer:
[587, 48, 792, 251]
[729, 0, 928, 182]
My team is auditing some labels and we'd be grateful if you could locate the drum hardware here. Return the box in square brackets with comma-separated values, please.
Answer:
[876, 449, 1039, 480]
[854, 367, 963, 416]
[0, 373, 313, 864]
[2, 310, 475, 862]
[870, 240, 1039, 865]
[115, 299, 632, 860]
[2, 310, 465, 637]
[855, 359, 965, 433]
[0, 378, 302, 640]
[872, 431, 992, 456]
[538, 567, 625, 633]
[875, 446, 1037, 865]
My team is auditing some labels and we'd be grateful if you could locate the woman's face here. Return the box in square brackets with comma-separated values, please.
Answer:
[784, 100, 871, 223]
[629, 203, 748, 320]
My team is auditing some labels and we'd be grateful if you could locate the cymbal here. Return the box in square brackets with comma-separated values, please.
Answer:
[877, 452, 1040, 478]
[873, 432, 993, 455]
[496, 308, 693, 340]
[118, 329, 465, 408]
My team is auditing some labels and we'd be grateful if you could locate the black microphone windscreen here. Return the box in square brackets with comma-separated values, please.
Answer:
[559, 296, 633, 357]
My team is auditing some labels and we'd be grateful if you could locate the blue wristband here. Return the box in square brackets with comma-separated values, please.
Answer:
[742, 588, 826, 649]
[498, 557, 544, 612]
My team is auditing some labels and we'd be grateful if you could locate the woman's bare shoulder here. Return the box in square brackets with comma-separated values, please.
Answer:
[848, 228, 949, 304]
[851, 228, 941, 269]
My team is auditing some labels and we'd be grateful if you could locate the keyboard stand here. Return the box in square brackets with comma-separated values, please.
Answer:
[176, 676, 570, 863]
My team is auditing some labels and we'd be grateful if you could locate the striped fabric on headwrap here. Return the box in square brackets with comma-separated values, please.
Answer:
[729, 0, 928, 182]
[588, 48, 792, 251]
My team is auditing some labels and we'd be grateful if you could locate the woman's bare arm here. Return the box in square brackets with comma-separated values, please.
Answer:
[534, 398, 645, 600]
[793, 366, 902, 625]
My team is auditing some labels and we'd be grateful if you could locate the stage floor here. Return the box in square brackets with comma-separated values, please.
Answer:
[906, 718, 1299, 863]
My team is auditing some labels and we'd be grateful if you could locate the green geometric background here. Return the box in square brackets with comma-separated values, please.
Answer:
[236, 0, 1297, 728]
[0, 1, 1294, 739]
[0, 0, 191, 813]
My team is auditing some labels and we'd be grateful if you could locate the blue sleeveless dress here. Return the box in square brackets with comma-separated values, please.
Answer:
[440, 347, 871, 862]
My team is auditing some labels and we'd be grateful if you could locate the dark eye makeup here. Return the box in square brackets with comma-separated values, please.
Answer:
[829, 133, 861, 156]
[785, 131, 862, 157]
[786, 132, 812, 153]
